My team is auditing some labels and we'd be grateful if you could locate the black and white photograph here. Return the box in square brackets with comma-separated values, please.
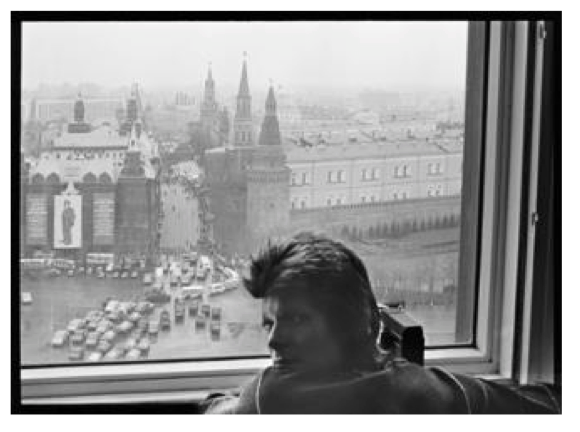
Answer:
[13, 11, 561, 416]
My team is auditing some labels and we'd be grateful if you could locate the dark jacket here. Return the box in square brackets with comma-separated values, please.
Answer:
[203, 359, 559, 414]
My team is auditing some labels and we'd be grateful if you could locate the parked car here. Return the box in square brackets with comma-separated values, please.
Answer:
[135, 301, 154, 315]
[86, 351, 103, 362]
[142, 273, 153, 286]
[70, 329, 87, 345]
[21, 292, 33, 305]
[136, 318, 148, 333]
[188, 302, 199, 317]
[210, 283, 226, 295]
[128, 311, 142, 323]
[86, 320, 99, 332]
[96, 320, 113, 335]
[86, 310, 104, 322]
[160, 310, 171, 330]
[124, 337, 138, 351]
[67, 318, 85, 333]
[85, 331, 100, 349]
[120, 301, 136, 315]
[51, 330, 69, 347]
[112, 271, 120, 278]
[104, 346, 126, 361]
[101, 329, 117, 343]
[148, 320, 160, 336]
[211, 307, 222, 321]
[67, 269, 75, 277]
[105, 299, 120, 313]
[137, 337, 150, 355]
[121, 271, 129, 279]
[131, 270, 139, 279]
[144, 288, 171, 304]
[195, 317, 206, 330]
[68, 346, 85, 361]
[201, 304, 211, 318]
[107, 310, 123, 324]
[210, 321, 221, 340]
[96, 340, 113, 354]
[125, 348, 142, 361]
[118, 320, 135, 334]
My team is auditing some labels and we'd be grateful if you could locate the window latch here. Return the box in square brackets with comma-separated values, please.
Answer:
[531, 212, 540, 226]
[538, 22, 548, 40]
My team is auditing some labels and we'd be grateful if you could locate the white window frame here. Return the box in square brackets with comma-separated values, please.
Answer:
[20, 21, 545, 404]
[327, 170, 334, 183]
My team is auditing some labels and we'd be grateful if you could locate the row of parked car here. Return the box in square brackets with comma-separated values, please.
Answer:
[187, 301, 222, 339]
[76, 266, 141, 280]
[51, 298, 160, 362]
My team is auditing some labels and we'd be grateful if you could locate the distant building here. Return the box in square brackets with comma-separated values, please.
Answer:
[22, 93, 161, 263]
[205, 61, 462, 254]
[31, 97, 124, 125]
[206, 60, 290, 253]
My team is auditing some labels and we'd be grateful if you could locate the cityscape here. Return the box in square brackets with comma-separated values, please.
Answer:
[20, 22, 467, 366]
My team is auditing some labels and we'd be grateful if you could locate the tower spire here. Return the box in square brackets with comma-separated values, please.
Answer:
[258, 84, 281, 146]
[233, 53, 253, 147]
[238, 53, 250, 97]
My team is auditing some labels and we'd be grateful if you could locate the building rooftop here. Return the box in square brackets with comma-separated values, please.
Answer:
[52, 124, 127, 149]
[283, 135, 463, 163]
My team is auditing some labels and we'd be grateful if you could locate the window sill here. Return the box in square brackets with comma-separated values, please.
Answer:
[21, 349, 499, 405]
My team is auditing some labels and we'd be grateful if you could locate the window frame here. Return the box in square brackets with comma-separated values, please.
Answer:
[19, 20, 547, 404]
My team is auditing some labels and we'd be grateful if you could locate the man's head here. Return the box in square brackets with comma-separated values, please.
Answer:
[244, 232, 381, 374]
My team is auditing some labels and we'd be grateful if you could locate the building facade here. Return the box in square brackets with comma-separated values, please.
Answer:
[204, 66, 463, 255]
[21, 95, 161, 264]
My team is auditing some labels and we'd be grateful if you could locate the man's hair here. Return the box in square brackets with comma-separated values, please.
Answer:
[244, 231, 382, 370]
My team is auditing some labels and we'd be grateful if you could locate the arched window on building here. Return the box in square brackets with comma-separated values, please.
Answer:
[31, 173, 44, 185]
[83, 172, 97, 184]
[46, 173, 60, 185]
[99, 172, 112, 184]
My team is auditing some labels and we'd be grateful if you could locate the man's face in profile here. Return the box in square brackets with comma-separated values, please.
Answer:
[262, 285, 343, 374]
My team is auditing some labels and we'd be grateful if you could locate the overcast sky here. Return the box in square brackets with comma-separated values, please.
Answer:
[22, 21, 467, 93]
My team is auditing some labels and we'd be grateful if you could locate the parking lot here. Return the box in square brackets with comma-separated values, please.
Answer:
[20, 273, 268, 366]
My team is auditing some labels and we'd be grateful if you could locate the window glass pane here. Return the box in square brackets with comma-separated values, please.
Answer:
[20, 21, 468, 366]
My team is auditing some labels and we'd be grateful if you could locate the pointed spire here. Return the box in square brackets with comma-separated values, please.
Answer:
[259, 85, 281, 146]
[207, 62, 213, 81]
[238, 53, 250, 97]
[265, 84, 277, 117]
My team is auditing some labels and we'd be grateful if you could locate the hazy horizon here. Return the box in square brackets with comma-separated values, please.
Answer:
[22, 21, 468, 94]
